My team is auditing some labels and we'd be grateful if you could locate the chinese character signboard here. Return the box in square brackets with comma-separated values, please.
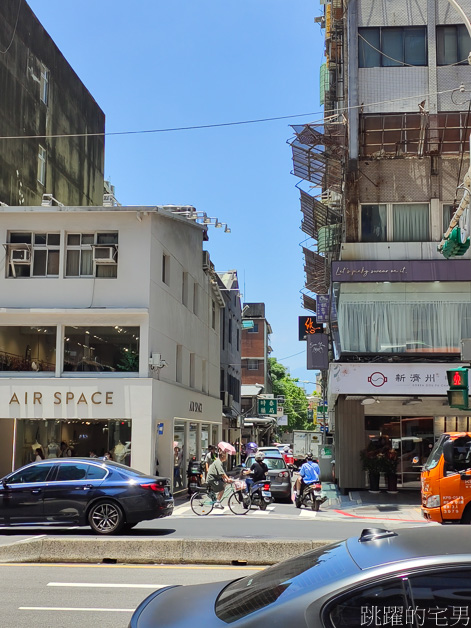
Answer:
[316, 295, 330, 323]
[298, 316, 324, 341]
[258, 398, 278, 415]
[307, 334, 329, 370]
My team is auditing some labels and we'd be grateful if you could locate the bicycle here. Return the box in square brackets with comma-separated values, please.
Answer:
[190, 479, 251, 515]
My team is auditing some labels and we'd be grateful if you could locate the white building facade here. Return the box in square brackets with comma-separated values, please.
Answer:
[0, 205, 223, 488]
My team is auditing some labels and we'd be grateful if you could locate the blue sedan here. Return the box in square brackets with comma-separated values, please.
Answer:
[0, 458, 173, 534]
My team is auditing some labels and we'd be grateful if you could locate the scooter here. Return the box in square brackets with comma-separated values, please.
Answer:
[187, 457, 203, 496]
[247, 478, 273, 510]
[295, 482, 327, 511]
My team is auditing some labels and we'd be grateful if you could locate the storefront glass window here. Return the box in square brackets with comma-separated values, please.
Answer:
[174, 420, 185, 490]
[0, 326, 56, 372]
[108, 420, 132, 465]
[63, 326, 139, 372]
[189, 423, 198, 463]
[201, 424, 209, 453]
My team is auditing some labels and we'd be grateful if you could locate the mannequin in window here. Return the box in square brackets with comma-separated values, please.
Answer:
[47, 440, 60, 458]
[113, 440, 127, 464]
[31, 440, 43, 458]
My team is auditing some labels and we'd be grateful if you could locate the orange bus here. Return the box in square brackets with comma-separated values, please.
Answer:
[421, 432, 471, 524]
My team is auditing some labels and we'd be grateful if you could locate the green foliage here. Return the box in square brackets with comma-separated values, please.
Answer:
[268, 357, 310, 431]
[117, 351, 139, 372]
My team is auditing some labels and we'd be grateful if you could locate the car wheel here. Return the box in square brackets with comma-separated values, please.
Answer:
[461, 505, 471, 524]
[88, 500, 124, 534]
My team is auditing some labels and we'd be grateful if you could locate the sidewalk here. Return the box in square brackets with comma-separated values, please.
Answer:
[322, 482, 424, 523]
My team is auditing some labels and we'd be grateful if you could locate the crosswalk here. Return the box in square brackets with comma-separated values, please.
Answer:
[172, 503, 321, 519]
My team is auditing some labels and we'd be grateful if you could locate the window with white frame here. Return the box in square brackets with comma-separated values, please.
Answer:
[37, 145, 46, 185]
[443, 203, 455, 234]
[360, 203, 429, 242]
[247, 359, 260, 371]
[7, 232, 60, 278]
[437, 25, 471, 65]
[40, 64, 49, 104]
[359, 26, 427, 68]
[65, 232, 118, 278]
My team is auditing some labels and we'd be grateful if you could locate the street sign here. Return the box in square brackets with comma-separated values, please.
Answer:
[317, 405, 328, 414]
[258, 398, 278, 415]
[316, 295, 330, 323]
[277, 415, 288, 426]
[307, 409, 314, 421]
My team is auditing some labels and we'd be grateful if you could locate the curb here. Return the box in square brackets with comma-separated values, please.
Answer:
[0, 537, 334, 566]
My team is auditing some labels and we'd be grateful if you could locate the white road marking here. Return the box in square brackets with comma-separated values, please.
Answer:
[47, 582, 168, 589]
[19, 607, 135, 612]
[299, 509, 318, 518]
[172, 505, 192, 514]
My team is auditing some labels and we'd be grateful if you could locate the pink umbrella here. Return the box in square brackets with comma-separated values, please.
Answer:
[218, 441, 236, 455]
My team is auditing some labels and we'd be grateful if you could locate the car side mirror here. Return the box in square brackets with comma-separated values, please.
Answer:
[443, 440, 454, 466]
[2, 479, 8, 489]
[240, 463, 246, 468]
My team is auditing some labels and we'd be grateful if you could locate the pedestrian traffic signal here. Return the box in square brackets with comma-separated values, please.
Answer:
[441, 226, 471, 258]
[447, 367, 469, 409]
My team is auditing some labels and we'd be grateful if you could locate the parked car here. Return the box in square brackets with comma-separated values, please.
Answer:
[0, 458, 173, 534]
[244, 454, 291, 502]
[129, 526, 471, 627]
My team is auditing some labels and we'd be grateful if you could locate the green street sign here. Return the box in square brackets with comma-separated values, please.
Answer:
[317, 405, 328, 414]
[258, 398, 278, 415]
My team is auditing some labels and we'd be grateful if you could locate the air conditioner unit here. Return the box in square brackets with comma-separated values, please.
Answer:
[10, 248, 31, 264]
[93, 246, 117, 264]
[202, 250, 210, 270]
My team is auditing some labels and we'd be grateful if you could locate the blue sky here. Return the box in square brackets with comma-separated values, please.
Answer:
[27, 0, 324, 391]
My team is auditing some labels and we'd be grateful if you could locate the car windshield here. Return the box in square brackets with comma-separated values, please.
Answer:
[423, 435, 446, 471]
[245, 457, 285, 470]
[215, 542, 357, 623]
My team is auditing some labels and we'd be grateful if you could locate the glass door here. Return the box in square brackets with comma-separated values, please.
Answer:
[396, 417, 434, 487]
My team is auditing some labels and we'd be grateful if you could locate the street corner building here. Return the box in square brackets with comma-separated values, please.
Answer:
[291, 0, 471, 492]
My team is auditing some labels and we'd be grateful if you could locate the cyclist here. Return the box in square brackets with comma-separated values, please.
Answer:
[244, 450, 268, 494]
[206, 450, 233, 509]
[294, 453, 320, 500]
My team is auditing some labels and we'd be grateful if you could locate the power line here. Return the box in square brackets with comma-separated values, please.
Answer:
[0, 87, 460, 141]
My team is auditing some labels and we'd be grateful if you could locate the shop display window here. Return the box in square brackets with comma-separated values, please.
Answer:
[63, 326, 139, 372]
[0, 326, 56, 372]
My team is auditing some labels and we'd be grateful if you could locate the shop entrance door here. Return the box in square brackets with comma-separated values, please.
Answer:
[394, 417, 434, 488]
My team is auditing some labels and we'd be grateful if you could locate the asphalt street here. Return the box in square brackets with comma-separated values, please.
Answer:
[0, 563, 258, 628]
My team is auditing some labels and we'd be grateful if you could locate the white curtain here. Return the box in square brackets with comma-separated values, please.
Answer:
[393, 204, 429, 241]
[339, 301, 471, 353]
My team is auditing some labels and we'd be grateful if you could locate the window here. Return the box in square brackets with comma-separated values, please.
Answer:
[63, 326, 139, 372]
[162, 253, 169, 285]
[190, 353, 195, 388]
[237, 328, 240, 351]
[228, 317, 233, 344]
[359, 26, 427, 67]
[56, 463, 90, 481]
[40, 64, 49, 104]
[193, 283, 198, 315]
[329, 579, 407, 627]
[182, 272, 188, 307]
[248, 323, 259, 333]
[176, 344, 183, 383]
[443, 203, 455, 233]
[247, 359, 259, 371]
[361, 204, 429, 242]
[409, 569, 471, 627]
[66, 232, 118, 278]
[86, 465, 107, 480]
[8, 464, 54, 484]
[0, 326, 56, 372]
[211, 301, 216, 330]
[37, 145, 46, 185]
[437, 25, 471, 65]
[7, 232, 60, 278]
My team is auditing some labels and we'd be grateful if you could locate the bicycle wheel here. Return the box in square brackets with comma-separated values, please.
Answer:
[190, 492, 214, 516]
[228, 490, 251, 515]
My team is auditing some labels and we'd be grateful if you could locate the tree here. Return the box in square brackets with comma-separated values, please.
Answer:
[268, 357, 312, 431]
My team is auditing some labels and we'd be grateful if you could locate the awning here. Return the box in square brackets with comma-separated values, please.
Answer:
[241, 384, 264, 396]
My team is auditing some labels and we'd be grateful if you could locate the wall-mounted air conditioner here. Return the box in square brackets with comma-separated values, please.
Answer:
[202, 250, 210, 270]
[10, 248, 31, 264]
[93, 245, 117, 264]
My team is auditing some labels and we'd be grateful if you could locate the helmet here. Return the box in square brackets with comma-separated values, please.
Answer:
[255, 451, 265, 461]
[306, 452, 313, 461]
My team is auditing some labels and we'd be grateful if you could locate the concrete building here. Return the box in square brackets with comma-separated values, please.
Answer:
[0, 1, 105, 206]
[217, 270, 242, 446]
[292, 0, 471, 491]
[240, 303, 275, 444]
[0, 204, 223, 488]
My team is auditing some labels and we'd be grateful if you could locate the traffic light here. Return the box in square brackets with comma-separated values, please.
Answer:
[441, 226, 471, 259]
[447, 367, 469, 409]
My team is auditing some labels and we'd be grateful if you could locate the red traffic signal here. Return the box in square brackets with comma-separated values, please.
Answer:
[447, 368, 469, 389]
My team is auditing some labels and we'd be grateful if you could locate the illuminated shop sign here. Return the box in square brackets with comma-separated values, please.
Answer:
[8, 391, 114, 405]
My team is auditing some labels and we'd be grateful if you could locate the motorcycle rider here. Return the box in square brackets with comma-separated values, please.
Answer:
[244, 450, 268, 494]
[294, 452, 320, 501]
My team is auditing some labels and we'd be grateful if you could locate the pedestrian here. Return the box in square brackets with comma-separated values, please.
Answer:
[34, 447, 45, 461]
[204, 445, 216, 481]
[173, 446, 183, 488]
[206, 450, 233, 509]
[103, 450, 113, 460]
[89, 449, 98, 458]
[59, 441, 73, 457]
